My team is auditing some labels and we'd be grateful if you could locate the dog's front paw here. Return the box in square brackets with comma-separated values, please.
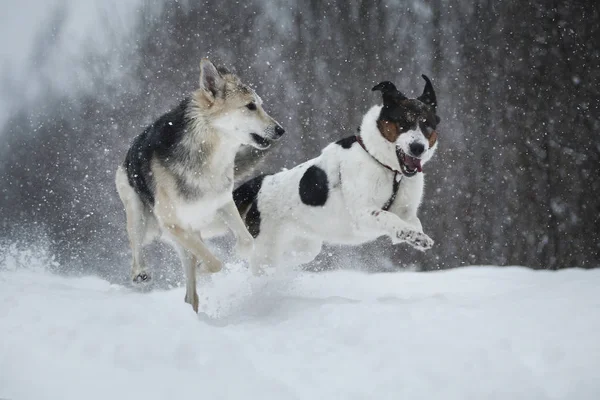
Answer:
[395, 230, 434, 251]
[235, 236, 255, 260]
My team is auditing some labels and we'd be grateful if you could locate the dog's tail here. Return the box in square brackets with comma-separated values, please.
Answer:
[233, 174, 268, 217]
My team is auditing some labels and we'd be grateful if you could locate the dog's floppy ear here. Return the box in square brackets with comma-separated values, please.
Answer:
[199, 58, 225, 99]
[417, 74, 437, 111]
[372, 81, 406, 107]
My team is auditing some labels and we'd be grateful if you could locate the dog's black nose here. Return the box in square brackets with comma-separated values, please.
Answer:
[409, 142, 425, 157]
[275, 125, 285, 137]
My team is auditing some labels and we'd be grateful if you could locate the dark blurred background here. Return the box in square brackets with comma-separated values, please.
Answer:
[1, 0, 598, 281]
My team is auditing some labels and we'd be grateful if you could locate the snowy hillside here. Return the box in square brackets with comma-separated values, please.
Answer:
[1, 260, 599, 400]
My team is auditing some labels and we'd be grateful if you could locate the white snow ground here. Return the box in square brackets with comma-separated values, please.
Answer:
[1, 258, 599, 400]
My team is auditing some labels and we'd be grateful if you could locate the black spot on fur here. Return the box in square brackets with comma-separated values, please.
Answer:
[234, 175, 268, 238]
[246, 201, 261, 238]
[335, 136, 357, 149]
[299, 166, 329, 206]
[233, 174, 267, 213]
[124, 98, 191, 206]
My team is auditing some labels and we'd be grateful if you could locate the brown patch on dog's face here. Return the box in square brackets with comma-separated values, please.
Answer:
[376, 99, 439, 144]
[373, 79, 440, 147]
[427, 130, 438, 148]
[377, 119, 400, 142]
[417, 112, 439, 149]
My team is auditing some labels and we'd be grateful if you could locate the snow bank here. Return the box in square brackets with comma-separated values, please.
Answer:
[1, 259, 599, 399]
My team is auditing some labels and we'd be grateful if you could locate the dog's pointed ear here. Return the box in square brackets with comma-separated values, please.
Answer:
[417, 74, 437, 111]
[199, 58, 225, 99]
[372, 81, 406, 107]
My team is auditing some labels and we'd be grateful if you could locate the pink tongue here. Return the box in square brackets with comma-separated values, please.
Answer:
[406, 156, 422, 172]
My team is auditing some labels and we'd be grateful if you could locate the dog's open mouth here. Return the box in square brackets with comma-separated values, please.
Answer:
[396, 149, 422, 177]
[251, 133, 271, 149]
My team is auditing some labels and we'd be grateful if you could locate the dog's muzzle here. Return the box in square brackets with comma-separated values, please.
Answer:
[396, 148, 423, 177]
[251, 133, 272, 149]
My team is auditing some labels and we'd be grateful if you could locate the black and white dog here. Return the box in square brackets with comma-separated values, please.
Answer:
[234, 76, 440, 274]
[115, 59, 285, 311]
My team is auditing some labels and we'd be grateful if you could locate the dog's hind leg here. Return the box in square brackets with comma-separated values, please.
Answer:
[173, 244, 199, 312]
[127, 205, 151, 283]
[115, 167, 151, 283]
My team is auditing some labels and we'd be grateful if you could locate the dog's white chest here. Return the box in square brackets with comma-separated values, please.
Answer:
[175, 191, 230, 228]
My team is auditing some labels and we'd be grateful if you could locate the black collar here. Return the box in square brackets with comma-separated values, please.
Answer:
[355, 135, 402, 211]
[355, 135, 400, 174]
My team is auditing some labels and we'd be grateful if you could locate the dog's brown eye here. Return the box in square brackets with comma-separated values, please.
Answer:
[246, 102, 257, 111]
